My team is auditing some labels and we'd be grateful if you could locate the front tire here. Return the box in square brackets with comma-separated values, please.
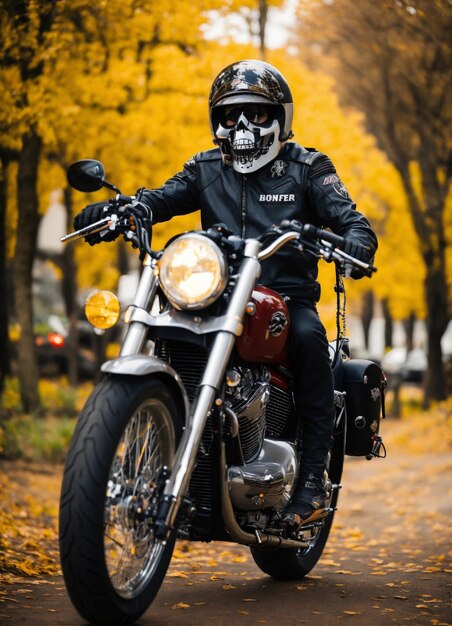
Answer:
[250, 434, 345, 580]
[59, 376, 183, 625]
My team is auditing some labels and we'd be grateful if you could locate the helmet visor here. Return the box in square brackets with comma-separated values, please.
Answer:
[218, 104, 276, 128]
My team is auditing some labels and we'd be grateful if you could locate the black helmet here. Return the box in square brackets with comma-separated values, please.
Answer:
[209, 60, 294, 173]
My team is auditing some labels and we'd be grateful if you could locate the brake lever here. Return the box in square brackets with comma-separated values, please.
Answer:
[320, 242, 377, 276]
[60, 215, 119, 243]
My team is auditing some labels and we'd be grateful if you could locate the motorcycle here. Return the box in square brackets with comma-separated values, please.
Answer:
[59, 159, 386, 625]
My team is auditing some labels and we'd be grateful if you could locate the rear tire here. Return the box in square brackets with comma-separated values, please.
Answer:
[251, 434, 344, 580]
[59, 375, 183, 624]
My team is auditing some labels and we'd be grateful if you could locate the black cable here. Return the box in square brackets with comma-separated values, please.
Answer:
[331, 264, 346, 369]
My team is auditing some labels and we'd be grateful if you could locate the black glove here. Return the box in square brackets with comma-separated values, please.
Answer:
[73, 201, 119, 246]
[342, 239, 373, 279]
[342, 239, 371, 262]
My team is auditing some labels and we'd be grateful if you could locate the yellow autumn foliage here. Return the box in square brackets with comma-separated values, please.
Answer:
[2, 0, 439, 326]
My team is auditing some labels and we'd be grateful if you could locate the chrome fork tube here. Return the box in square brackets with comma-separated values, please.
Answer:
[200, 242, 261, 389]
[159, 244, 262, 533]
[120, 255, 158, 356]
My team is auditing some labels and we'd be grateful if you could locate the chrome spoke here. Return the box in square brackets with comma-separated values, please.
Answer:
[103, 397, 174, 599]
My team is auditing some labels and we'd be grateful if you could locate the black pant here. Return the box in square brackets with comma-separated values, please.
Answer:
[287, 301, 335, 481]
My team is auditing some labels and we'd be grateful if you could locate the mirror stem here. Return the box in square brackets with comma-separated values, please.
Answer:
[103, 181, 121, 193]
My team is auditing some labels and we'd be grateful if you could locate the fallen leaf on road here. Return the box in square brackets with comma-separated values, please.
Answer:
[232, 555, 248, 563]
[343, 611, 360, 615]
[321, 559, 340, 566]
[168, 570, 189, 578]
[422, 566, 441, 572]
[171, 602, 190, 609]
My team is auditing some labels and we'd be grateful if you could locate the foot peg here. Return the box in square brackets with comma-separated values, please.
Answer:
[298, 506, 334, 528]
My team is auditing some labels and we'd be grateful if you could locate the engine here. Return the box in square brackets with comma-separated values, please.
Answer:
[226, 365, 298, 511]
[155, 341, 298, 514]
[225, 366, 270, 462]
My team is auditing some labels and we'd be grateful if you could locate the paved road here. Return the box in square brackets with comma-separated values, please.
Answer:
[1, 425, 451, 626]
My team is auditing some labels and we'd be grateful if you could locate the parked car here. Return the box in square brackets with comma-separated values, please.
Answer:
[381, 347, 428, 383]
[382, 347, 427, 384]
[35, 315, 98, 378]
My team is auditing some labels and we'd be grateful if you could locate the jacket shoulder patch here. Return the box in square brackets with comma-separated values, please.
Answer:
[308, 154, 337, 180]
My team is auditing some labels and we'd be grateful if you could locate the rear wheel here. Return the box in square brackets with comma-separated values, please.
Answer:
[59, 376, 183, 624]
[251, 434, 344, 580]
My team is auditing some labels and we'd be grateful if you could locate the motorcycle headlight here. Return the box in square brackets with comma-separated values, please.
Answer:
[159, 234, 227, 310]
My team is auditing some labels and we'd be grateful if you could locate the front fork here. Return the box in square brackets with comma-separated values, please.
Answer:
[120, 254, 159, 356]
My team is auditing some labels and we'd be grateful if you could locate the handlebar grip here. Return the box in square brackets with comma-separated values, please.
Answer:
[117, 194, 134, 205]
[303, 224, 345, 247]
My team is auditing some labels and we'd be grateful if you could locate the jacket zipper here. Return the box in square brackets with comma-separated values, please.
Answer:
[240, 175, 247, 238]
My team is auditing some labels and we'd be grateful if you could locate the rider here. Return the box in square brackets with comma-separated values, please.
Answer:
[74, 60, 378, 531]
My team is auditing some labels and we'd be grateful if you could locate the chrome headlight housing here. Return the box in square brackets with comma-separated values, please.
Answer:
[159, 233, 228, 310]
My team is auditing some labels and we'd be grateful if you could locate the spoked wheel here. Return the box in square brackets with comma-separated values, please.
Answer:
[59, 376, 183, 625]
[250, 434, 345, 580]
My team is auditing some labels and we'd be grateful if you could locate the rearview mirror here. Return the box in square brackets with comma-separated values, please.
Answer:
[67, 160, 120, 193]
[67, 160, 105, 192]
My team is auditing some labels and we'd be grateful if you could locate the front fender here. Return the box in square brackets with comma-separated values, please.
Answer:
[101, 355, 190, 422]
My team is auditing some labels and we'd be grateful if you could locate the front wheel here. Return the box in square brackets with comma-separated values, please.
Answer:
[250, 433, 345, 580]
[59, 376, 183, 625]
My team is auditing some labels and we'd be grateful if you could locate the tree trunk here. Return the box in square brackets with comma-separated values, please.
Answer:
[61, 186, 79, 387]
[14, 131, 42, 413]
[381, 298, 393, 351]
[360, 290, 374, 352]
[422, 264, 448, 406]
[398, 167, 449, 404]
[0, 153, 12, 392]
[258, 0, 268, 59]
[403, 312, 416, 354]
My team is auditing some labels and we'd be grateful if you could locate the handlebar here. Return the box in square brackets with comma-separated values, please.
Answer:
[258, 221, 376, 277]
[61, 210, 376, 277]
[257, 231, 300, 260]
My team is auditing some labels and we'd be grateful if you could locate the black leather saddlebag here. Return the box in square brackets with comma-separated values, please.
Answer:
[342, 359, 386, 457]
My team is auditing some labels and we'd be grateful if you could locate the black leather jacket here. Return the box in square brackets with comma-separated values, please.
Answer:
[138, 143, 378, 302]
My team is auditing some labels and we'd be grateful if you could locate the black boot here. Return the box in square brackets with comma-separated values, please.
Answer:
[279, 473, 328, 531]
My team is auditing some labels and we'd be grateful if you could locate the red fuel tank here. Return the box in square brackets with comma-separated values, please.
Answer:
[236, 285, 290, 364]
